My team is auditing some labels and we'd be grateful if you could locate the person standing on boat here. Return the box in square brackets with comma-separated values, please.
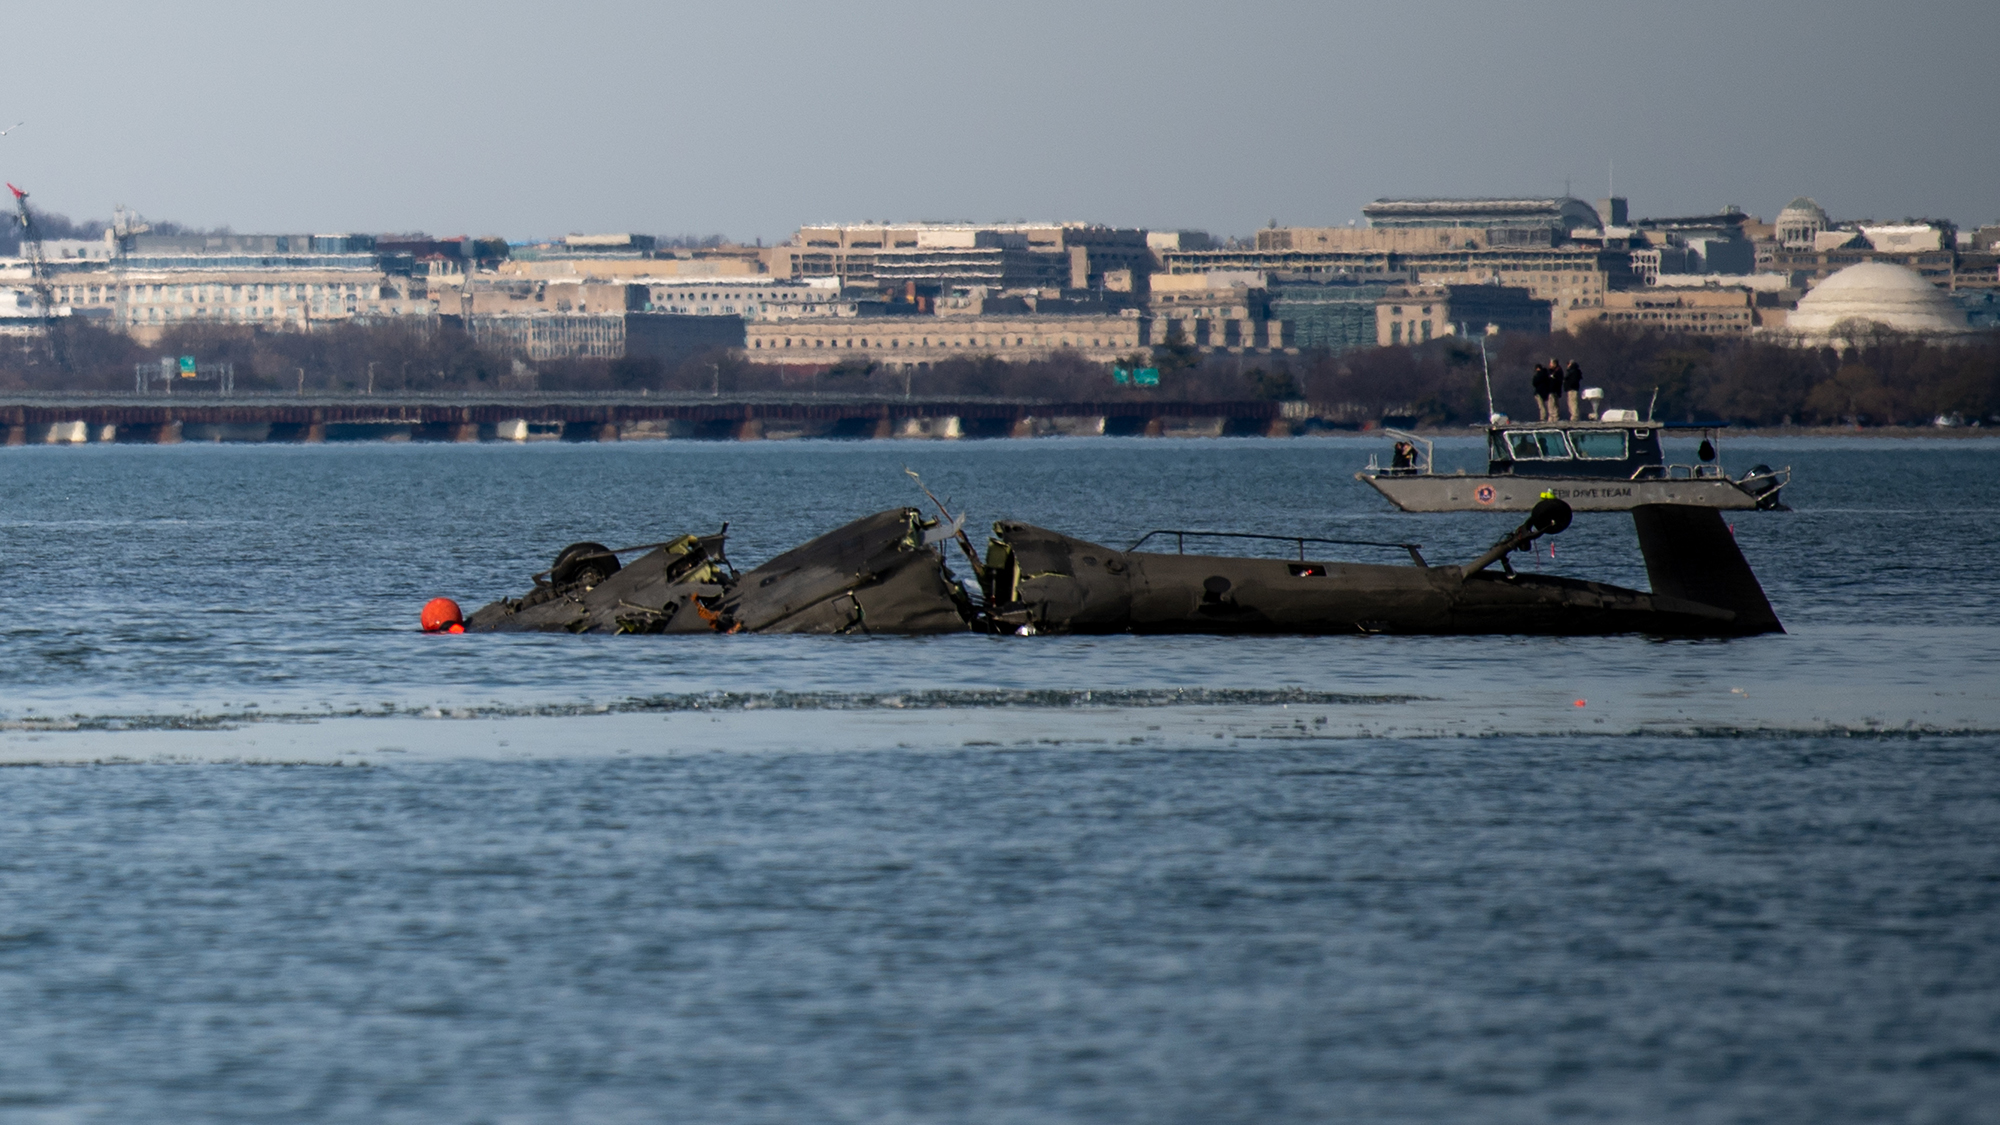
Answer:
[1563, 360, 1584, 421]
[1531, 363, 1554, 420]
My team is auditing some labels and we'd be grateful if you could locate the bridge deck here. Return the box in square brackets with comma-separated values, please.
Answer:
[0, 398, 1326, 442]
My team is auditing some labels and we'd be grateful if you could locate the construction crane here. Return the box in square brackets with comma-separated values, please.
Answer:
[8, 181, 67, 369]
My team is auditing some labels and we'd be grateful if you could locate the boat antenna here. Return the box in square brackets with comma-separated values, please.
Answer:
[1478, 334, 1496, 422]
[1647, 387, 1658, 422]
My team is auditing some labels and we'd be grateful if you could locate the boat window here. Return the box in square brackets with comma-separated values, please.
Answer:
[1504, 430, 1572, 459]
[1569, 430, 1628, 459]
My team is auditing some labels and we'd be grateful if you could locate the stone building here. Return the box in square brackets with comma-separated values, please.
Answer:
[8, 229, 434, 343]
[1758, 240, 1955, 286]
[642, 278, 849, 320]
[497, 255, 763, 281]
[1256, 226, 1493, 253]
[1775, 197, 1830, 249]
[1360, 197, 1605, 245]
[42, 257, 425, 344]
[744, 312, 1143, 369]
[1861, 224, 1949, 253]
[1760, 199, 1957, 286]
[1267, 278, 1400, 354]
[768, 223, 1148, 291]
[439, 278, 641, 317]
[871, 241, 1077, 292]
[1374, 285, 1551, 346]
[1573, 287, 1764, 336]
[1146, 230, 1213, 262]
[1633, 211, 1756, 275]
[470, 314, 627, 360]
[1147, 272, 1282, 350]
[1161, 237, 1630, 332]
[467, 311, 749, 363]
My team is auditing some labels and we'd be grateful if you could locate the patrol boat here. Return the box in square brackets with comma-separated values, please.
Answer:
[1357, 419, 1789, 513]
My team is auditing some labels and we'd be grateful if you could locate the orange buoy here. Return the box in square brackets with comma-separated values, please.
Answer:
[421, 597, 464, 633]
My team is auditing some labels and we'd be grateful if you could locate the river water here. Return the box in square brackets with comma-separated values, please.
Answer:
[0, 434, 1995, 1122]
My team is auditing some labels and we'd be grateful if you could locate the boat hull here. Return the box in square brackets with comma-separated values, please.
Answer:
[1358, 472, 1763, 512]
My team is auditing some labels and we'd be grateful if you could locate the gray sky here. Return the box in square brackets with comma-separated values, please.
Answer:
[2, 0, 1994, 242]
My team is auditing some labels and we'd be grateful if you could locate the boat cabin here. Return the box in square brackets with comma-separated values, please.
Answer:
[1487, 421, 1666, 479]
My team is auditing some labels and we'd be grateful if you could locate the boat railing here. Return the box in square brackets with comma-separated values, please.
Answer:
[1660, 463, 1728, 480]
[1367, 428, 1435, 476]
[1127, 529, 1427, 567]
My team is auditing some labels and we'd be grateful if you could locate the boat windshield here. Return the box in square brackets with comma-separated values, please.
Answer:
[1568, 430, 1628, 460]
[1504, 430, 1572, 459]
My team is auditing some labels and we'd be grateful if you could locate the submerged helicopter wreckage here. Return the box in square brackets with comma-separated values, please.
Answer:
[457, 493, 1783, 639]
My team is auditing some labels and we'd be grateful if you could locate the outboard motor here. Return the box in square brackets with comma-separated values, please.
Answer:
[1742, 464, 1789, 511]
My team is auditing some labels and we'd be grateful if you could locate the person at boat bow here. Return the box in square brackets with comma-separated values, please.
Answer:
[1532, 363, 1555, 421]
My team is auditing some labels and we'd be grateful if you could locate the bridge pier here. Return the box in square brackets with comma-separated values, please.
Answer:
[325, 423, 410, 442]
[414, 422, 480, 442]
[893, 416, 961, 439]
[735, 419, 763, 441]
[28, 421, 87, 444]
[617, 420, 686, 440]
[183, 422, 273, 443]
[3, 425, 23, 446]
[269, 422, 327, 442]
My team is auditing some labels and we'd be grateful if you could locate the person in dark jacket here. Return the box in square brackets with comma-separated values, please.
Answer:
[1563, 360, 1584, 421]
[1531, 364, 1553, 420]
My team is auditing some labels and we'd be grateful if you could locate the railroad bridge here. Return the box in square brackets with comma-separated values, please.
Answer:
[0, 398, 1315, 444]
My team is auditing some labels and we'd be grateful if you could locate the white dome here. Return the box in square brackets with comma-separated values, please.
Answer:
[1787, 262, 1968, 342]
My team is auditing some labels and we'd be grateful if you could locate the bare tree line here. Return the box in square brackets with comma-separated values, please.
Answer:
[2, 318, 1996, 427]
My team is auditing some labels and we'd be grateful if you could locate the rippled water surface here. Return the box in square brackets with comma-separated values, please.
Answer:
[0, 434, 1995, 1122]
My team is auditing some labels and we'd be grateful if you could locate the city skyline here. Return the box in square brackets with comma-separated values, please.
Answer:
[1, 0, 1995, 242]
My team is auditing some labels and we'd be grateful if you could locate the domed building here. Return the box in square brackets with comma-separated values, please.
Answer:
[1775, 196, 1829, 249]
[1785, 261, 1970, 345]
